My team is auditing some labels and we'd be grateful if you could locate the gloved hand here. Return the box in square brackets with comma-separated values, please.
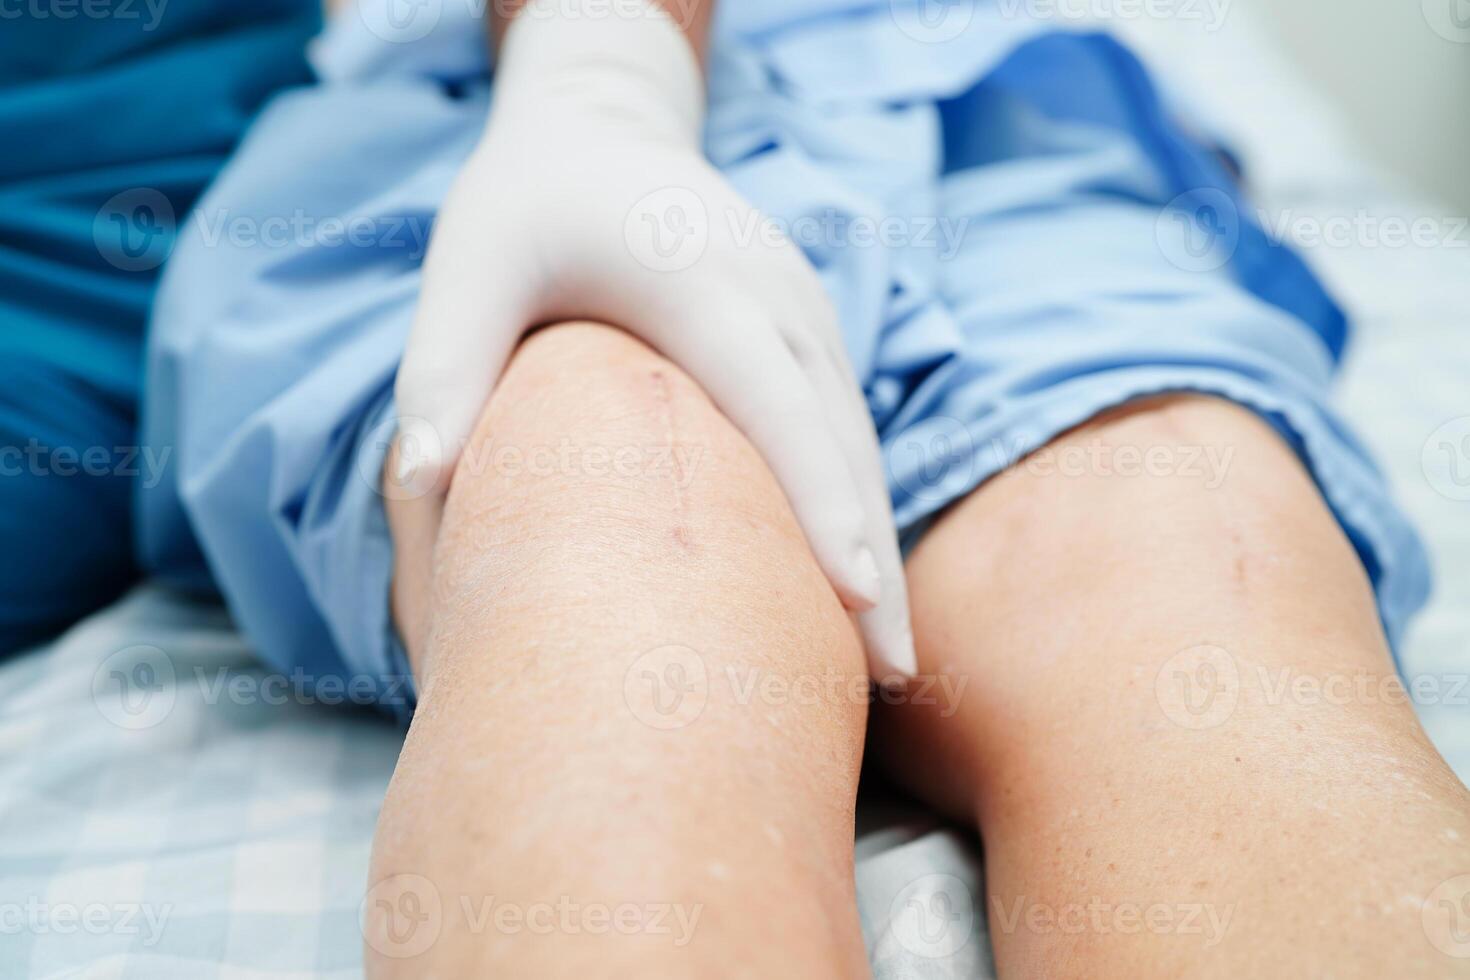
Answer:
[394, 0, 915, 679]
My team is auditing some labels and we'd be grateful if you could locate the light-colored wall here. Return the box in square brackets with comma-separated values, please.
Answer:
[1240, 0, 1470, 211]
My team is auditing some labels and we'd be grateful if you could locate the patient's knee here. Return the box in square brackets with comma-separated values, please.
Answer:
[452, 322, 716, 510]
[441, 322, 785, 553]
[925, 393, 1378, 632]
[429, 322, 855, 661]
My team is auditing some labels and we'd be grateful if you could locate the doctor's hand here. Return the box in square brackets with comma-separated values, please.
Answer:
[393, 0, 915, 679]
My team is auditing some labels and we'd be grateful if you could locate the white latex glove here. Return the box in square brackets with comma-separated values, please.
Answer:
[394, 0, 915, 679]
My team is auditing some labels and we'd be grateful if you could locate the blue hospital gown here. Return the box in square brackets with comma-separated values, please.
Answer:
[139, 0, 1430, 717]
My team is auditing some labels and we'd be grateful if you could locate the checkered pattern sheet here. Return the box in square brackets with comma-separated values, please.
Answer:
[0, 593, 401, 978]
[4, 14, 1470, 979]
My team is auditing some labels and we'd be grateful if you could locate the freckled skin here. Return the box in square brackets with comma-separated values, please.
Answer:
[872, 394, 1470, 978]
[374, 328, 1470, 978]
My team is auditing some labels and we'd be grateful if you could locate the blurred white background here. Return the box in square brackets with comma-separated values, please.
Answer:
[1245, 0, 1470, 212]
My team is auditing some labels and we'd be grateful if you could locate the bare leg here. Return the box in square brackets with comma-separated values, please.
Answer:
[874, 395, 1470, 977]
[366, 323, 871, 977]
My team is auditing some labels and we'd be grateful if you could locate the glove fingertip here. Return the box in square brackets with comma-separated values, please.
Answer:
[861, 597, 918, 688]
[834, 544, 882, 612]
[873, 628, 918, 688]
[389, 414, 459, 500]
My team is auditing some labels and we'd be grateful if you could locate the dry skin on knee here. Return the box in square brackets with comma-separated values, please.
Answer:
[875, 394, 1470, 979]
[370, 322, 870, 978]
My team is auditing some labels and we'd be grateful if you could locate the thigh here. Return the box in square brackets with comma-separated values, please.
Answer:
[874, 394, 1470, 978]
[371, 322, 870, 977]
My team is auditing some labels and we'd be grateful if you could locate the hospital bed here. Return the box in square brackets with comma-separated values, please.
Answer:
[4, 8, 1468, 977]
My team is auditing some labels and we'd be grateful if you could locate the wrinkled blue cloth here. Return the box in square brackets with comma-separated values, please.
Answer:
[0, 0, 317, 652]
[142, 0, 1430, 717]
